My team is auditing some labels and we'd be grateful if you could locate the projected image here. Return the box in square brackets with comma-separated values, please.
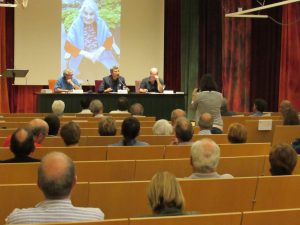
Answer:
[61, 0, 121, 80]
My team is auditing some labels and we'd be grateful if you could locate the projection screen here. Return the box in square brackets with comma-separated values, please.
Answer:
[14, 0, 164, 86]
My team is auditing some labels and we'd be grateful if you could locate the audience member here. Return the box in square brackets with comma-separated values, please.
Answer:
[52, 100, 65, 117]
[170, 109, 186, 126]
[78, 98, 92, 114]
[283, 108, 299, 125]
[130, 103, 144, 116]
[269, 144, 297, 176]
[111, 117, 149, 146]
[2, 119, 49, 148]
[251, 98, 268, 116]
[198, 112, 213, 134]
[292, 138, 300, 154]
[191, 74, 223, 134]
[220, 98, 236, 116]
[44, 114, 60, 136]
[152, 119, 173, 135]
[227, 123, 247, 144]
[187, 139, 233, 179]
[172, 117, 193, 145]
[60, 122, 81, 146]
[5, 152, 104, 223]
[1, 128, 39, 163]
[147, 171, 185, 216]
[110, 96, 129, 114]
[89, 99, 104, 117]
[98, 117, 117, 136]
[279, 99, 292, 116]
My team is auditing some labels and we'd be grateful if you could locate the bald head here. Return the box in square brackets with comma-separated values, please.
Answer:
[171, 109, 186, 126]
[38, 152, 75, 199]
[198, 113, 213, 130]
[28, 119, 49, 144]
[191, 139, 220, 173]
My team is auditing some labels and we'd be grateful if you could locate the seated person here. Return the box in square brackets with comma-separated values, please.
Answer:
[5, 152, 104, 223]
[111, 117, 149, 146]
[283, 108, 299, 125]
[250, 98, 268, 116]
[152, 119, 173, 135]
[130, 103, 144, 116]
[99, 66, 126, 93]
[172, 117, 193, 145]
[269, 143, 297, 176]
[147, 171, 186, 216]
[54, 69, 81, 93]
[44, 114, 60, 136]
[78, 98, 92, 114]
[140, 67, 164, 93]
[60, 122, 81, 147]
[279, 99, 292, 116]
[221, 98, 236, 116]
[227, 123, 247, 144]
[187, 139, 233, 179]
[170, 109, 186, 126]
[98, 117, 117, 136]
[110, 96, 129, 114]
[89, 99, 104, 117]
[198, 112, 213, 135]
[52, 100, 65, 117]
[1, 128, 39, 163]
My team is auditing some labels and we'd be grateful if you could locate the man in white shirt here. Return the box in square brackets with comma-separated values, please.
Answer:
[6, 152, 104, 224]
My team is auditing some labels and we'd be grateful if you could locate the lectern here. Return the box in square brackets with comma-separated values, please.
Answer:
[2, 69, 29, 84]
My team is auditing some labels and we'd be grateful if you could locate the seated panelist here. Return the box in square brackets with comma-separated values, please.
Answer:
[140, 67, 164, 93]
[99, 66, 127, 93]
[54, 69, 81, 93]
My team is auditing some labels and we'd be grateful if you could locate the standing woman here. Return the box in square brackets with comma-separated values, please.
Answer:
[191, 74, 223, 134]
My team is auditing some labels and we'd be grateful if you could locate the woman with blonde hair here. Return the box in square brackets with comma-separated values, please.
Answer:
[147, 171, 185, 216]
[227, 123, 247, 144]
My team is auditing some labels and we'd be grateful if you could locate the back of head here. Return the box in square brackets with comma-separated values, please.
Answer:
[60, 122, 81, 146]
[80, 98, 91, 110]
[283, 108, 299, 125]
[152, 119, 173, 135]
[199, 74, 218, 91]
[170, 109, 186, 126]
[98, 116, 117, 136]
[28, 118, 49, 144]
[147, 171, 185, 214]
[280, 100, 292, 114]
[130, 103, 144, 116]
[191, 139, 220, 173]
[198, 113, 213, 130]
[175, 117, 193, 142]
[38, 152, 75, 199]
[269, 144, 297, 176]
[89, 99, 103, 115]
[121, 117, 140, 141]
[52, 100, 65, 116]
[44, 114, 60, 136]
[254, 98, 267, 113]
[10, 128, 35, 157]
[227, 123, 247, 143]
[117, 97, 129, 111]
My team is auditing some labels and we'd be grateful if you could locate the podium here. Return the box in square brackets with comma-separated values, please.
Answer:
[2, 69, 29, 84]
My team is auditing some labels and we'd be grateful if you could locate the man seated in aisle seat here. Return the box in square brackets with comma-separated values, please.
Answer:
[187, 139, 233, 179]
[170, 109, 186, 126]
[5, 152, 104, 224]
[3, 118, 49, 148]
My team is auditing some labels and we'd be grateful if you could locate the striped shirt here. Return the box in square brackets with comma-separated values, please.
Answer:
[6, 199, 104, 224]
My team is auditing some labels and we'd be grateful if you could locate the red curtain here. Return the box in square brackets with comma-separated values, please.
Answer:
[279, 3, 300, 111]
[221, 0, 252, 112]
[0, 8, 10, 113]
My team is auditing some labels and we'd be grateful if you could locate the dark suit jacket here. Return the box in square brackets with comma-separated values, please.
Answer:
[99, 75, 126, 93]
[1, 155, 40, 163]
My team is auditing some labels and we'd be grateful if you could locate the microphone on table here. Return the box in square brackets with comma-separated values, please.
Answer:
[86, 79, 93, 93]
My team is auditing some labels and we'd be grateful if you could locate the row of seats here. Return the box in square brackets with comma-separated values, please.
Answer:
[0, 143, 271, 160]
[1, 175, 300, 221]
